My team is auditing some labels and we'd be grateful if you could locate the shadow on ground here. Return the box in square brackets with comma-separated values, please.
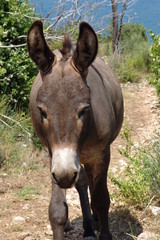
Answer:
[109, 207, 143, 240]
[65, 207, 142, 240]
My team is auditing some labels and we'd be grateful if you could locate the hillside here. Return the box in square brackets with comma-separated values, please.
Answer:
[0, 80, 160, 240]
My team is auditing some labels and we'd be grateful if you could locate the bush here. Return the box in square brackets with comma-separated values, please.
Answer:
[0, 97, 42, 169]
[119, 23, 148, 54]
[150, 32, 160, 96]
[0, 0, 38, 110]
[110, 126, 160, 207]
[110, 23, 151, 83]
[112, 56, 141, 83]
[98, 32, 113, 57]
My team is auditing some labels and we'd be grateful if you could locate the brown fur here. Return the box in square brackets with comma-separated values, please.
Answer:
[27, 21, 123, 240]
[60, 36, 73, 60]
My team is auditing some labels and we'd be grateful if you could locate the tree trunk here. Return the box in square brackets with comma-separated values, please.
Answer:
[111, 0, 119, 53]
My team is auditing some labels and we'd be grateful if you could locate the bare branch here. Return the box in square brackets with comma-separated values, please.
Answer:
[0, 114, 31, 137]
[118, 0, 128, 41]
[111, 0, 137, 53]
[44, 15, 62, 32]
[0, 43, 27, 48]
[0, 118, 12, 129]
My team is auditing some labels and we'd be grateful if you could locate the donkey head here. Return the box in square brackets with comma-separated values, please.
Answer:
[27, 21, 98, 188]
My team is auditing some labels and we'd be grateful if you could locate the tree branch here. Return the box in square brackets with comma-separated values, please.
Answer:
[0, 118, 12, 129]
[0, 114, 31, 137]
[0, 43, 26, 48]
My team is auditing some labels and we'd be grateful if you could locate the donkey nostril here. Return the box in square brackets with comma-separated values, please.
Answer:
[72, 172, 78, 183]
[52, 172, 58, 184]
[52, 171, 78, 187]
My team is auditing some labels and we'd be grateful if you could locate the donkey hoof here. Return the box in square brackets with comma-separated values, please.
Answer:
[99, 232, 112, 240]
[64, 219, 73, 232]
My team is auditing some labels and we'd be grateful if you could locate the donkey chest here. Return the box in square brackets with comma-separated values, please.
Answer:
[80, 143, 105, 165]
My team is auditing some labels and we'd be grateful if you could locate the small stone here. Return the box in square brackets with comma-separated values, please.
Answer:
[12, 216, 25, 225]
[19, 232, 30, 239]
[119, 159, 128, 166]
[45, 224, 52, 236]
[2, 173, 8, 177]
[22, 204, 29, 210]
[24, 237, 35, 240]
[150, 206, 160, 216]
[137, 232, 159, 240]
[22, 162, 27, 168]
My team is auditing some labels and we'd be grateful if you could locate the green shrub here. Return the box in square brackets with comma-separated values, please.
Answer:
[0, 0, 38, 110]
[110, 126, 160, 207]
[150, 32, 160, 96]
[112, 56, 141, 83]
[109, 23, 151, 83]
[119, 23, 148, 54]
[0, 97, 42, 170]
[98, 32, 113, 57]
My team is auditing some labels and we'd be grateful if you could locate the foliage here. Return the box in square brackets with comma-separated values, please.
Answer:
[0, 97, 30, 168]
[0, 97, 42, 170]
[110, 126, 160, 207]
[109, 23, 151, 83]
[98, 31, 113, 57]
[119, 23, 148, 53]
[150, 31, 160, 96]
[0, 0, 38, 110]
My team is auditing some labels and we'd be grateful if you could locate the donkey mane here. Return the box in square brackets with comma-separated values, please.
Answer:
[60, 36, 73, 59]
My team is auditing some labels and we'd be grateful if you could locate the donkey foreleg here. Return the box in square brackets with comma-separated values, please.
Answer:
[49, 181, 67, 240]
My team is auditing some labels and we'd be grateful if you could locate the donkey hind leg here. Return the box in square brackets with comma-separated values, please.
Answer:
[49, 181, 68, 240]
[75, 166, 96, 240]
[91, 147, 112, 240]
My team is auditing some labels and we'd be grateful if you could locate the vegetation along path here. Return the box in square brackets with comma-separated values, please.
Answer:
[0, 79, 160, 240]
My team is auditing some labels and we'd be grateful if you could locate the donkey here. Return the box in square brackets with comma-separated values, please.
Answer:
[27, 21, 123, 240]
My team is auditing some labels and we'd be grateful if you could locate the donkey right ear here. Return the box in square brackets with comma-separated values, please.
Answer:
[72, 22, 98, 74]
[27, 21, 55, 73]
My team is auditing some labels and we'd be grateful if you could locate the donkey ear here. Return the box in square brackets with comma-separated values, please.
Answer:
[27, 21, 55, 73]
[73, 22, 98, 73]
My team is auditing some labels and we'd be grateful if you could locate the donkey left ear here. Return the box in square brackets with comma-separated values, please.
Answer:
[27, 21, 55, 73]
[73, 22, 98, 74]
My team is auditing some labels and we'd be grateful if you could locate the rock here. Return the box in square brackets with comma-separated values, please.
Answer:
[22, 162, 27, 168]
[137, 232, 159, 240]
[12, 216, 25, 225]
[150, 206, 160, 216]
[119, 159, 128, 166]
[45, 224, 52, 236]
[22, 203, 29, 210]
[18, 232, 30, 239]
[24, 237, 35, 240]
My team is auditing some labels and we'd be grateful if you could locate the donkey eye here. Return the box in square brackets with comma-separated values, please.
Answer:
[38, 107, 47, 119]
[78, 109, 85, 119]
[78, 105, 90, 120]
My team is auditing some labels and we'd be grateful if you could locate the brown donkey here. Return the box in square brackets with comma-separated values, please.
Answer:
[27, 21, 123, 240]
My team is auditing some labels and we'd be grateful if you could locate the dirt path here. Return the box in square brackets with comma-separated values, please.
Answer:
[0, 80, 160, 240]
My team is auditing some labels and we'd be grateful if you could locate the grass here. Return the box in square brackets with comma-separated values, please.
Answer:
[109, 126, 160, 208]
[12, 226, 23, 232]
[16, 186, 39, 200]
[0, 97, 43, 173]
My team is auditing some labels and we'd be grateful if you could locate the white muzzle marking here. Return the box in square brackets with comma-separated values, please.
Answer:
[51, 147, 80, 187]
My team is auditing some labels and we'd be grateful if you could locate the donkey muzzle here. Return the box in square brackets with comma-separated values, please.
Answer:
[51, 147, 80, 189]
